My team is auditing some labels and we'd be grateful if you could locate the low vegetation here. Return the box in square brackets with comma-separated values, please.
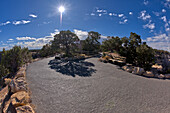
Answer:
[0, 46, 32, 80]
[101, 32, 155, 70]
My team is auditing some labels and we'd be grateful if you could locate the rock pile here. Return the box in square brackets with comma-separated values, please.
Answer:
[99, 52, 170, 79]
[0, 65, 35, 113]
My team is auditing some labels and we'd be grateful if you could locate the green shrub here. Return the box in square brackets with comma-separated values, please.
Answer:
[136, 44, 155, 70]
[0, 64, 9, 79]
[1, 46, 32, 75]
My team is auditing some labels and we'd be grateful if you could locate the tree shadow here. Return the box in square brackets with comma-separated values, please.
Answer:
[48, 59, 96, 77]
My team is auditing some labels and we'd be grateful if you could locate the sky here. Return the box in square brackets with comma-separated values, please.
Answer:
[0, 0, 170, 51]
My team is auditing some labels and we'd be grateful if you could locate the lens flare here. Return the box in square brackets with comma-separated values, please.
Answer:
[59, 6, 65, 13]
[58, 6, 65, 25]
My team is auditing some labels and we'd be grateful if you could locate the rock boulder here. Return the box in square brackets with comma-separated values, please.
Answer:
[11, 91, 31, 107]
[10, 77, 28, 93]
[143, 71, 155, 77]
[16, 105, 35, 113]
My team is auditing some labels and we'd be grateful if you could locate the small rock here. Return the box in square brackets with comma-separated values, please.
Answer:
[11, 91, 31, 107]
[16, 105, 35, 113]
[132, 67, 145, 76]
[143, 71, 155, 77]
[15, 69, 26, 79]
[122, 66, 128, 71]
[164, 74, 170, 79]
[10, 77, 28, 93]
[126, 67, 133, 73]
[3, 101, 17, 113]
[4, 78, 12, 85]
[158, 74, 165, 79]
[0, 86, 9, 112]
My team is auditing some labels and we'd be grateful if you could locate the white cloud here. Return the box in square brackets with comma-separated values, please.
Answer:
[162, 9, 166, 13]
[109, 13, 112, 16]
[50, 29, 59, 37]
[112, 13, 117, 16]
[96, 9, 107, 13]
[119, 19, 128, 24]
[43, 21, 51, 24]
[8, 39, 13, 41]
[138, 10, 151, 20]
[0, 21, 11, 26]
[99, 14, 102, 16]
[16, 37, 36, 41]
[152, 11, 160, 16]
[129, 12, 133, 15]
[147, 42, 170, 52]
[14, 29, 59, 49]
[29, 14, 37, 18]
[90, 13, 95, 16]
[74, 29, 88, 40]
[143, 21, 155, 30]
[96, 10, 103, 13]
[13, 20, 31, 25]
[161, 16, 167, 22]
[146, 33, 170, 51]
[143, 0, 149, 5]
[118, 14, 124, 17]
[146, 34, 169, 42]
[161, 16, 170, 32]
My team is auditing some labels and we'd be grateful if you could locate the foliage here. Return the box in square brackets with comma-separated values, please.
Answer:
[125, 32, 142, 64]
[51, 30, 79, 57]
[153, 49, 170, 73]
[21, 47, 32, 63]
[40, 44, 54, 57]
[0, 64, 9, 79]
[1, 46, 23, 74]
[82, 31, 101, 54]
[101, 36, 123, 54]
[1, 46, 32, 76]
[161, 54, 170, 73]
[136, 44, 155, 70]
[101, 32, 155, 70]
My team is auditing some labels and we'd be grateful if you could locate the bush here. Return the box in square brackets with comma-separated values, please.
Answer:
[136, 44, 155, 70]
[40, 44, 55, 57]
[1, 46, 32, 76]
[0, 64, 9, 79]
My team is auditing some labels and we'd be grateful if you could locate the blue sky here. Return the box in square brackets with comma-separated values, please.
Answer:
[0, 0, 170, 51]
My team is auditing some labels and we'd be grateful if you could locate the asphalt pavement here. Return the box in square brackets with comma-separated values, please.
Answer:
[26, 57, 170, 113]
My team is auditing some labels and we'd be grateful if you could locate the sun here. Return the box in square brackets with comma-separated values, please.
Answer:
[59, 6, 65, 13]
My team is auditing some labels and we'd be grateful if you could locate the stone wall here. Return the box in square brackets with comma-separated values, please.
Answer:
[0, 65, 35, 113]
[99, 53, 170, 79]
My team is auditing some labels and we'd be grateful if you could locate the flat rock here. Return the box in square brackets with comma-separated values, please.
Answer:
[0, 86, 9, 112]
[3, 101, 16, 113]
[132, 67, 145, 76]
[10, 77, 28, 93]
[16, 105, 35, 113]
[158, 74, 165, 79]
[4, 78, 12, 85]
[15, 67, 26, 79]
[164, 74, 170, 79]
[11, 91, 30, 107]
[143, 71, 155, 77]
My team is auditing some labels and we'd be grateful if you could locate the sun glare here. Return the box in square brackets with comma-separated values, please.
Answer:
[59, 6, 65, 13]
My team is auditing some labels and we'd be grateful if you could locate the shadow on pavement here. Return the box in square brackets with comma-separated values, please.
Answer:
[48, 59, 96, 77]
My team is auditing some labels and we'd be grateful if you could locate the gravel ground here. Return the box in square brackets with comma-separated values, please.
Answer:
[26, 57, 170, 113]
